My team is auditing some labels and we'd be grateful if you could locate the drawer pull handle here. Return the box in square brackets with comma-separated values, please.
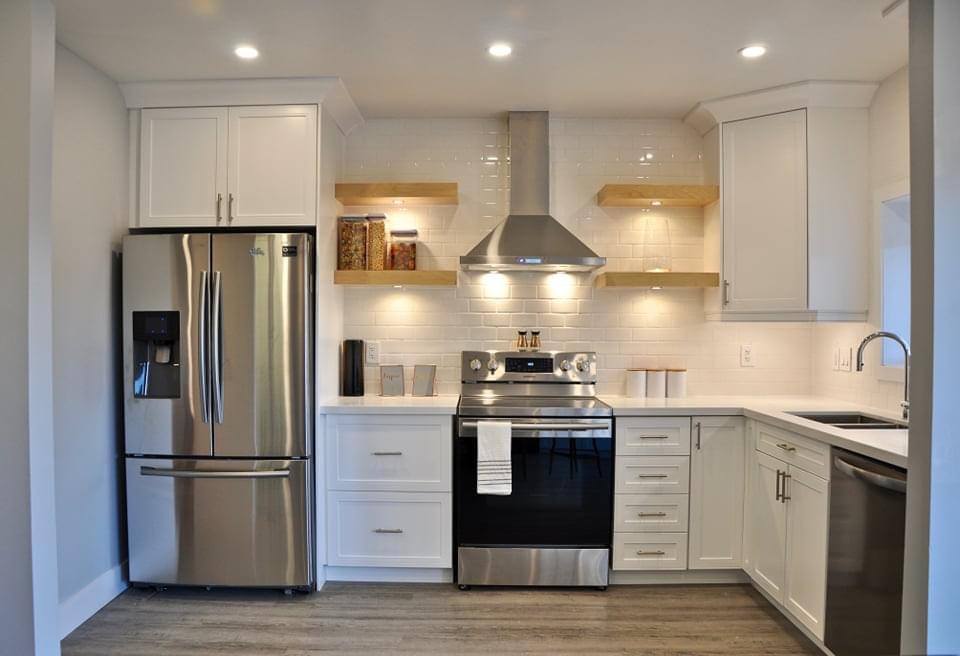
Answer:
[371, 451, 403, 456]
[638, 512, 667, 518]
[636, 550, 666, 556]
[373, 528, 404, 534]
[636, 474, 669, 479]
[638, 435, 670, 440]
[776, 443, 797, 452]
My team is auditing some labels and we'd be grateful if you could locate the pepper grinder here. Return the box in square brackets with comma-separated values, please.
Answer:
[529, 330, 541, 352]
[516, 330, 529, 352]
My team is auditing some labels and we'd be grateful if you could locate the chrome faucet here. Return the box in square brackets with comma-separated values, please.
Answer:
[855, 331, 910, 421]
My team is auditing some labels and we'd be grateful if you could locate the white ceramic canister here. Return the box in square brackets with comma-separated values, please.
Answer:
[625, 369, 647, 398]
[646, 369, 666, 399]
[666, 369, 688, 398]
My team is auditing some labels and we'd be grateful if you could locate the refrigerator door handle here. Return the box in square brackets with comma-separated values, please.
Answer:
[140, 466, 290, 479]
[211, 270, 224, 424]
[198, 270, 210, 424]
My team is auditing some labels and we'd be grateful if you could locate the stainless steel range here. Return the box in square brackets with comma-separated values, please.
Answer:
[455, 350, 613, 589]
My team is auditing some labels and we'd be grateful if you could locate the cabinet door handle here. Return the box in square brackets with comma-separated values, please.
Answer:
[695, 421, 702, 450]
[636, 474, 669, 479]
[636, 550, 666, 556]
[776, 442, 797, 453]
[227, 193, 235, 223]
[373, 528, 403, 534]
[781, 473, 791, 503]
[638, 512, 668, 518]
[215, 193, 223, 222]
[775, 469, 783, 501]
[371, 451, 403, 456]
[722, 279, 731, 305]
[638, 435, 670, 440]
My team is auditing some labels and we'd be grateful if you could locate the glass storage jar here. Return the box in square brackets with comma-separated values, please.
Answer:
[338, 216, 368, 270]
[388, 229, 418, 271]
[366, 214, 386, 271]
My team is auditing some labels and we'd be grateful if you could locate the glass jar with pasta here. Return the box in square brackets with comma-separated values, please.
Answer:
[388, 229, 418, 271]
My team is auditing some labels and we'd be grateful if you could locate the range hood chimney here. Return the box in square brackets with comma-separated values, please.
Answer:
[460, 111, 605, 272]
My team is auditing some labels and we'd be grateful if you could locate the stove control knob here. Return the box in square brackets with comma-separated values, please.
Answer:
[486, 358, 500, 373]
[576, 359, 588, 372]
[560, 359, 572, 372]
[469, 358, 483, 372]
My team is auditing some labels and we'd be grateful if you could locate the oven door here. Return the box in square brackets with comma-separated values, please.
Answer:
[455, 417, 613, 548]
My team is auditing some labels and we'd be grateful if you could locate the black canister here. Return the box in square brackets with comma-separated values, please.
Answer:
[341, 339, 365, 396]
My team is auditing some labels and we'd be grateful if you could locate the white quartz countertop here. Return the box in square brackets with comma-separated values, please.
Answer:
[318, 395, 460, 414]
[604, 395, 908, 468]
[318, 394, 907, 468]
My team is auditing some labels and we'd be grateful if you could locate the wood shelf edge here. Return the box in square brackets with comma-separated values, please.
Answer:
[595, 272, 720, 288]
[333, 270, 459, 286]
[335, 182, 459, 206]
[597, 184, 720, 208]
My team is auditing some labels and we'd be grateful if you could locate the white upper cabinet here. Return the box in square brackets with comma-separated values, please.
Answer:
[139, 108, 228, 228]
[688, 416, 745, 570]
[227, 105, 317, 226]
[720, 110, 808, 313]
[136, 105, 317, 228]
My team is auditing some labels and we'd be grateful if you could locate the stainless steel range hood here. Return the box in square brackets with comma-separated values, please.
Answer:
[460, 112, 605, 272]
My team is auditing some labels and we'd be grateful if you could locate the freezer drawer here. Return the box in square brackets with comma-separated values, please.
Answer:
[126, 458, 312, 588]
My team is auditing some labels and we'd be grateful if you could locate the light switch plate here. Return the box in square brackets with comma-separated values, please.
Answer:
[365, 341, 380, 365]
[839, 346, 853, 372]
[740, 344, 754, 367]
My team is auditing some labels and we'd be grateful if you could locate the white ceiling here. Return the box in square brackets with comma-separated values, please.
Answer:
[54, 0, 907, 118]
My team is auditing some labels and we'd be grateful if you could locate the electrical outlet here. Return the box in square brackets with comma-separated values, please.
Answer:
[740, 344, 755, 367]
[365, 341, 380, 365]
[832, 347, 840, 371]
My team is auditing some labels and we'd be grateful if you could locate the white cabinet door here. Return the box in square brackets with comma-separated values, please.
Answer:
[747, 450, 788, 603]
[139, 107, 228, 228]
[688, 417, 745, 569]
[784, 466, 830, 640]
[227, 105, 317, 226]
[722, 109, 807, 312]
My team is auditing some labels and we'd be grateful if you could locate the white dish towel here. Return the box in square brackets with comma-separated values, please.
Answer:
[476, 420, 512, 495]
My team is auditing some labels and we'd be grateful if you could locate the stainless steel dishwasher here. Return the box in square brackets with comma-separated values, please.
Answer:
[824, 448, 907, 656]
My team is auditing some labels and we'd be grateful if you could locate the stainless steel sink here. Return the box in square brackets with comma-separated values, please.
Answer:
[788, 412, 907, 430]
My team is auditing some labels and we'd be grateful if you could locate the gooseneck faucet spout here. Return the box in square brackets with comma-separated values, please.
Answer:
[855, 331, 910, 421]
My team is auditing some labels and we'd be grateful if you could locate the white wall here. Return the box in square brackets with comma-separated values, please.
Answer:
[51, 45, 129, 638]
[341, 118, 813, 396]
[0, 1, 60, 654]
[811, 67, 909, 413]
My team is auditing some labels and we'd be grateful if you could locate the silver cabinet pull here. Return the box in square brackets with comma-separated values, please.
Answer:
[636, 474, 669, 479]
[227, 193, 235, 222]
[781, 473, 791, 503]
[373, 528, 403, 534]
[722, 279, 731, 305]
[695, 421, 702, 450]
[638, 435, 670, 440]
[776, 442, 797, 452]
[198, 271, 210, 424]
[638, 512, 667, 518]
[371, 451, 403, 456]
[141, 467, 289, 479]
[775, 469, 783, 501]
[636, 550, 666, 556]
[215, 193, 223, 222]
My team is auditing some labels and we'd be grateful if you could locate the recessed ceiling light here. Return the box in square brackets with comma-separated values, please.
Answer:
[488, 42, 513, 58]
[738, 45, 767, 59]
[234, 45, 259, 60]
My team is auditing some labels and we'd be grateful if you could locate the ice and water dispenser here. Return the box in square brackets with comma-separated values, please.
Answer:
[132, 311, 181, 398]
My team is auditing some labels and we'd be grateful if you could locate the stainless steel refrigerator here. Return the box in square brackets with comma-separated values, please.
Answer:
[122, 232, 313, 590]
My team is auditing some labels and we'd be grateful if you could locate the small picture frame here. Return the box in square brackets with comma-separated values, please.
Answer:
[379, 365, 404, 396]
[412, 365, 437, 397]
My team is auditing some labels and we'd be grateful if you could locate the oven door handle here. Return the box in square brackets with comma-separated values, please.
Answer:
[459, 421, 611, 432]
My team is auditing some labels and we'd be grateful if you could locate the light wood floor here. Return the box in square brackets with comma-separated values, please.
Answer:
[62, 583, 819, 655]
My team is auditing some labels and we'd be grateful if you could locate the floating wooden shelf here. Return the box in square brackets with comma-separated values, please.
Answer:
[334, 270, 458, 286]
[595, 272, 720, 289]
[598, 184, 719, 208]
[335, 182, 459, 206]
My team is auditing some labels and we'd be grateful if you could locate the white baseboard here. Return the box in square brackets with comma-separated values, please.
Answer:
[59, 563, 127, 640]
[610, 569, 749, 585]
[324, 566, 452, 583]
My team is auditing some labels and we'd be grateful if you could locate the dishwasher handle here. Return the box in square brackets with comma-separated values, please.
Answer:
[833, 456, 906, 494]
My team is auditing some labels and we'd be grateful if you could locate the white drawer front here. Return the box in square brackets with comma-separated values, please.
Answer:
[326, 491, 452, 568]
[616, 417, 691, 456]
[614, 494, 689, 533]
[325, 415, 452, 491]
[755, 422, 830, 479]
[613, 533, 689, 570]
[616, 456, 690, 494]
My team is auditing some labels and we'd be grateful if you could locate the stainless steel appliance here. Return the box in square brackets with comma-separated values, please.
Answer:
[824, 448, 907, 656]
[122, 233, 313, 590]
[455, 351, 613, 588]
